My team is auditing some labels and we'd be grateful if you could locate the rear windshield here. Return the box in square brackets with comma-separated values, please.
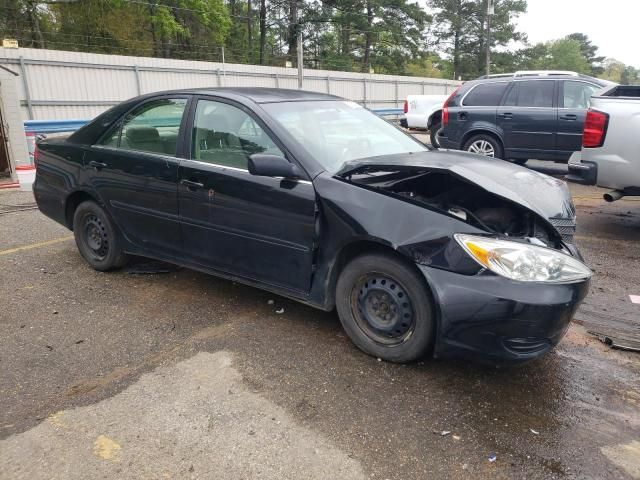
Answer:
[462, 82, 508, 106]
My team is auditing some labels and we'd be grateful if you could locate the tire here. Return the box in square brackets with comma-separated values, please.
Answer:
[429, 121, 443, 148]
[335, 253, 435, 363]
[72, 200, 127, 271]
[463, 134, 503, 159]
[512, 158, 528, 165]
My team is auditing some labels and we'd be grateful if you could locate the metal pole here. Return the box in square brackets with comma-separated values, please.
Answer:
[486, 0, 493, 76]
[221, 46, 226, 86]
[297, 32, 303, 89]
[133, 65, 142, 95]
[18, 56, 34, 119]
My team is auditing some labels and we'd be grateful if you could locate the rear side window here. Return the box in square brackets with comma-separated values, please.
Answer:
[99, 98, 187, 157]
[504, 81, 555, 108]
[563, 81, 600, 109]
[462, 82, 508, 106]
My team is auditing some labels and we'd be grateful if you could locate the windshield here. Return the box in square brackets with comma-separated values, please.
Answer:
[262, 100, 427, 173]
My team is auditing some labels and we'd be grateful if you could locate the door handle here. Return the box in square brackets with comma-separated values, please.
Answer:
[499, 112, 513, 119]
[180, 178, 204, 190]
[89, 160, 107, 170]
[560, 114, 578, 121]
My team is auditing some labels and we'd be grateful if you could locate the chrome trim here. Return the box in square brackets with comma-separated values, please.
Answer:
[180, 158, 312, 184]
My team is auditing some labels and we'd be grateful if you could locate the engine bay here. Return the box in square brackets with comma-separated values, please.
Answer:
[346, 169, 563, 249]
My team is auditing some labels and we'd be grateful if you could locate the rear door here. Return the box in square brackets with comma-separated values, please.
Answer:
[557, 80, 602, 155]
[451, 81, 508, 143]
[497, 80, 558, 160]
[85, 96, 189, 257]
[178, 97, 317, 292]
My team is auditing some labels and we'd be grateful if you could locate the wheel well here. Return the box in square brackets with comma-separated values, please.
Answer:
[65, 191, 97, 229]
[427, 110, 442, 130]
[461, 130, 503, 151]
[326, 240, 423, 309]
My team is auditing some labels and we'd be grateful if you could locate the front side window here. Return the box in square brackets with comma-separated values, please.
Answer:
[563, 81, 600, 109]
[191, 100, 283, 169]
[99, 98, 187, 156]
[507, 80, 555, 108]
[462, 82, 508, 106]
[262, 100, 427, 173]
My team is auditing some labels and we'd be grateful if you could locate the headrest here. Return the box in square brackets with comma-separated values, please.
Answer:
[126, 126, 160, 143]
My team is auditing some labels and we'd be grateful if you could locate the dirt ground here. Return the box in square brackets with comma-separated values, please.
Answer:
[1, 159, 639, 479]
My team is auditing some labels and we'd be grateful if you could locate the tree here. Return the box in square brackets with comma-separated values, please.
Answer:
[544, 38, 591, 74]
[429, 0, 527, 80]
[566, 33, 605, 75]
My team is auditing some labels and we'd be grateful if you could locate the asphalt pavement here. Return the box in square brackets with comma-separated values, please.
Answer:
[0, 158, 639, 479]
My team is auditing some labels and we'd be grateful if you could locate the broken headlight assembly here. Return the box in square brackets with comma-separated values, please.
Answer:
[454, 234, 592, 283]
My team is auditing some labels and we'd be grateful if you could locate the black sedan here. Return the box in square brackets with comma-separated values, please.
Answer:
[33, 88, 592, 365]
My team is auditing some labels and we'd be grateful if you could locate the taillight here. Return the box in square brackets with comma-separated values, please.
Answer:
[583, 109, 609, 148]
[403, 100, 408, 114]
[442, 86, 461, 127]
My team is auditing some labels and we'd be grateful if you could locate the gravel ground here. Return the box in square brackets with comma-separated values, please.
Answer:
[0, 160, 639, 479]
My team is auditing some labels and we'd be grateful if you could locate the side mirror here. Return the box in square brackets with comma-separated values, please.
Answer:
[248, 154, 301, 178]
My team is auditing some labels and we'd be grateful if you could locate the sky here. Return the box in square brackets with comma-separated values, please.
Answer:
[515, 0, 640, 67]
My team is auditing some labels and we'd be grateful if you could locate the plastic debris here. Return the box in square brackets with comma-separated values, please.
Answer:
[275, 307, 285, 314]
[441, 431, 451, 436]
[453, 435, 461, 440]
[267, 299, 275, 305]
[530, 428, 540, 435]
[377, 358, 382, 362]
[488, 453, 497, 462]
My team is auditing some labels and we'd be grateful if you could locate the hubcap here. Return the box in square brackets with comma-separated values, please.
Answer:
[83, 214, 109, 259]
[353, 274, 415, 345]
[433, 127, 443, 148]
[467, 139, 495, 157]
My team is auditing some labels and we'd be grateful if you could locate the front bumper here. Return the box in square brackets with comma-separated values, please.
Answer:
[566, 158, 598, 186]
[418, 266, 590, 365]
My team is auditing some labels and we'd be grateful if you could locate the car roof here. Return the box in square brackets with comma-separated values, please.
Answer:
[153, 87, 342, 104]
[469, 73, 608, 86]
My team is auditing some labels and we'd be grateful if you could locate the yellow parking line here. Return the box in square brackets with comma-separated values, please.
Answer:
[0, 236, 74, 256]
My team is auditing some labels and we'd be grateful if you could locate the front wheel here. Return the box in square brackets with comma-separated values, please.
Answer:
[73, 200, 127, 271]
[463, 134, 503, 159]
[335, 253, 435, 363]
[429, 121, 443, 148]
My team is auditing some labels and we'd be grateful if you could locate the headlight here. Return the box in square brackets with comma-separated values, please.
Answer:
[454, 234, 592, 283]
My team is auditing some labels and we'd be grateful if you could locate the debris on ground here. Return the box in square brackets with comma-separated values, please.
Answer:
[440, 431, 451, 436]
[589, 331, 640, 352]
[488, 453, 497, 462]
[452, 435, 461, 440]
[275, 307, 285, 314]
[267, 299, 275, 305]
[530, 428, 540, 435]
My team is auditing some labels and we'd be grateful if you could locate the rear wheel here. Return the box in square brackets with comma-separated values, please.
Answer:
[336, 253, 435, 363]
[463, 134, 503, 159]
[429, 121, 443, 148]
[73, 200, 127, 271]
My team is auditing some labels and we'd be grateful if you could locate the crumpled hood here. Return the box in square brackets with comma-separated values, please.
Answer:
[335, 150, 576, 221]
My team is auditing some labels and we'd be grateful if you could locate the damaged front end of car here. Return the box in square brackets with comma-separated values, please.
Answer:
[327, 151, 591, 364]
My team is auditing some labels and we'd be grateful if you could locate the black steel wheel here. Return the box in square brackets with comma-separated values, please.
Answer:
[73, 200, 127, 271]
[336, 253, 435, 363]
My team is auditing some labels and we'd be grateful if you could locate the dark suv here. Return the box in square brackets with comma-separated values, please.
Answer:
[437, 71, 611, 164]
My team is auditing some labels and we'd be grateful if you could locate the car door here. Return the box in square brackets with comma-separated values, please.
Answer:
[497, 80, 558, 160]
[557, 80, 602, 155]
[84, 96, 190, 258]
[178, 97, 317, 292]
[452, 81, 509, 144]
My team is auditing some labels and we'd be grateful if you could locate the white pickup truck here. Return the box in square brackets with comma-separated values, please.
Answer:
[567, 85, 640, 201]
[400, 94, 448, 146]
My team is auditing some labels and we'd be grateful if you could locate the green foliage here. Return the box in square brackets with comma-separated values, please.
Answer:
[1, 0, 638, 81]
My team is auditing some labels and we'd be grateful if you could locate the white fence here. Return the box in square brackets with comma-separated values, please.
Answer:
[0, 48, 459, 121]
